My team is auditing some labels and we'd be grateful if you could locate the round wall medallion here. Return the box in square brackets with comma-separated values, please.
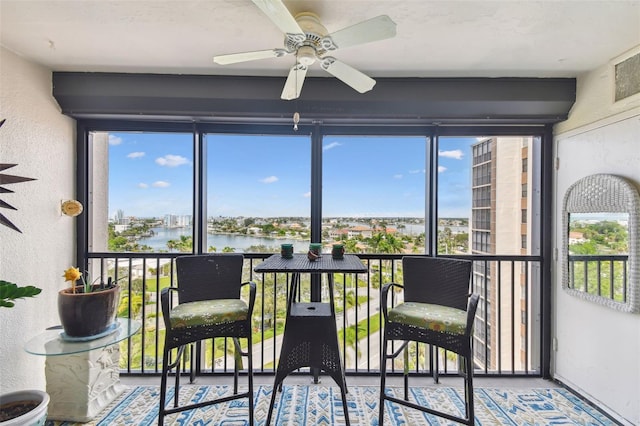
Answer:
[61, 200, 83, 217]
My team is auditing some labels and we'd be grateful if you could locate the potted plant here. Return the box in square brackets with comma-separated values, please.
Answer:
[0, 280, 49, 426]
[58, 267, 120, 339]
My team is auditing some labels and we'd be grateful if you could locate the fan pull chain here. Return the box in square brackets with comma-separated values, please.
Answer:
[293, 52, 300, 131]
[293, 112, 300, 131]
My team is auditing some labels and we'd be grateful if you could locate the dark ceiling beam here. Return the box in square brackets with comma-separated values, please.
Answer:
[52, 72, 575, 124]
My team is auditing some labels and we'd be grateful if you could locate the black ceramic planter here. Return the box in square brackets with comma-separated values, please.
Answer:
[57, 285, 120, 338]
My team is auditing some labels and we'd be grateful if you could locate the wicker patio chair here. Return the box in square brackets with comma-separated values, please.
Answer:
[159, 254, 256, 425]
[379, 256, 479, 425]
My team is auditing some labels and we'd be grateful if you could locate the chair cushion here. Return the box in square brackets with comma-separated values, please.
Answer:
[387, 302, 467, 335]
[170, 299, 248, 329]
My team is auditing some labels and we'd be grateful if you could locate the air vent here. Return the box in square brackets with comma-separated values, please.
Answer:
[614, 52, 640, 102]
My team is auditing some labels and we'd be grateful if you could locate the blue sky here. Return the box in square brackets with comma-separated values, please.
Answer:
[108, 132, 474, 219]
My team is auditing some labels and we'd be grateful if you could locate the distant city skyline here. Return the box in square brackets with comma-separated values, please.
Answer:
[106, 132, 476, 219]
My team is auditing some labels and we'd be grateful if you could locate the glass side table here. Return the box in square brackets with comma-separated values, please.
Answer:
[24, 318, 141, 422]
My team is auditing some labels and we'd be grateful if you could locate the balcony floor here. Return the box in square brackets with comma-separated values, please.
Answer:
[108, 375, 629, 426]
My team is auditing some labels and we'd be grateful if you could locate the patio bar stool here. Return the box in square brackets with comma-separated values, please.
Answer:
[379, 256, 479, 425]
[158, 254, 256, 425]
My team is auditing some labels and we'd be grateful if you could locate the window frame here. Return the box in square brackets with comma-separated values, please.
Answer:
[76, 121, 549, 263]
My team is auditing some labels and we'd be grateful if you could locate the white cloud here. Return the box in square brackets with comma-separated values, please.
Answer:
[127, 151, 145, 159]
[303, 191, 311, 198]
[438, 166, 447, 173]
[409, 169, 424, 174]
[323, 141, 342, 151]
[438, 149, 464, 160]
[109, 135, 123, 145]
[152, 181, 170, 188]
[260, 176, 278, 184]
[138, 183, 148, 188]
[393, 174, 403, 179]
[155, 154, 189, 167]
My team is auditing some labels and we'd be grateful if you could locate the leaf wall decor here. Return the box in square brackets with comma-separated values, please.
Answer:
[0, 119, 37, 233]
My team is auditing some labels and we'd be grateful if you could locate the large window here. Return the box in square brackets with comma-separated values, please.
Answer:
[436, 137, 473, 255]
[88, 131, 193, 253]
[205, 133, 310, 253]
[322, 135, 426, 254]
[87, 129, 542, 258]
[438, 136, 541, 257]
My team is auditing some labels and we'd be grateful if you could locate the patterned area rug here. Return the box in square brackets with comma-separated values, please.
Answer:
[48, 384, 615, 425]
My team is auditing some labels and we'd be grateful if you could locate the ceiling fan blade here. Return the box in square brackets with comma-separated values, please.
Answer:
[214, 48, 289, 65]
[320, 57, 376, 94]
[323, 15, 396, 51]
[252, 0, 304, 37]
[281, 64, 308, 100]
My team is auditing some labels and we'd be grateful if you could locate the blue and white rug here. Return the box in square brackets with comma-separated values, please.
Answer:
[48, 384, 615, 425]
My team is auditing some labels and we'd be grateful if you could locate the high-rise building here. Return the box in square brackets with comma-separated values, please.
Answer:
[164, 214, 193, 228]
[471, 137, 539, 372]
[115, 209, 124, 224]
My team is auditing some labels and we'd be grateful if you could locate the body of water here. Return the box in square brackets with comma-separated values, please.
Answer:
[140, 222, 468, 253]
[140, 227, 308, 252]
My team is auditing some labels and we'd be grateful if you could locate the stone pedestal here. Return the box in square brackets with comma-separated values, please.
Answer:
[45, 344, 126, 422]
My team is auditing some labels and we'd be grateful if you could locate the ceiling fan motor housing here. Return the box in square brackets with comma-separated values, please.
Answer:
[285, 12, 329, 55]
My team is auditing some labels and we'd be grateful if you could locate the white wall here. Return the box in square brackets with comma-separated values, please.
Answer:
[553, 46, 640, 426]
[0, 47, 76, 393]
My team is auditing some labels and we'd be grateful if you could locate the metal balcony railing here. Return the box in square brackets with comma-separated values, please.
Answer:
[568, 254, 628, 302]
[87, 252, 543, 378]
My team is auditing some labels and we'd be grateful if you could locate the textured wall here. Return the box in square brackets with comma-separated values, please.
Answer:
[0, 47, 75, 393]
[553, 44, 640, 426]
[555, 46, 640, 135]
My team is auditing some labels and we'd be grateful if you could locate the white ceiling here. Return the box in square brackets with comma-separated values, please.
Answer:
[1, 0, 639, 80]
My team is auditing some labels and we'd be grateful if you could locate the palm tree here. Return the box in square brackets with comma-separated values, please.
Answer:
[379, 233, 404, 254]
[166, 235, 192, 252]
[118, 291, 143, 318]
[342, 323, 367, 367]
[367, 232, 385, 252]
[343, 290, 356, 328]
[374, 233, 404, 281]
[343, 238, 360, 254]
[438, 227, 454, 254]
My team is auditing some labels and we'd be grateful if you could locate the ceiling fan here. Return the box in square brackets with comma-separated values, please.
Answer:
[213, 0, 397, 100]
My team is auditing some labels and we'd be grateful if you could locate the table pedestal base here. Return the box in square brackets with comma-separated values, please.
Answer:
[45, 344, 126, 422]
[266, 302, 350, 426]
[253, 255, 367, 426]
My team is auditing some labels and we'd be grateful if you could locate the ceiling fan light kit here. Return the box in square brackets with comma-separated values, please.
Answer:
[213, 0, 396, 100]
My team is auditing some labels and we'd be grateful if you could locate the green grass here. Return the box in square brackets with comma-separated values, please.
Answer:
[144, 276, 172, 292]
[338, 312, 381, 342]
[254, 320, 285, 344]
